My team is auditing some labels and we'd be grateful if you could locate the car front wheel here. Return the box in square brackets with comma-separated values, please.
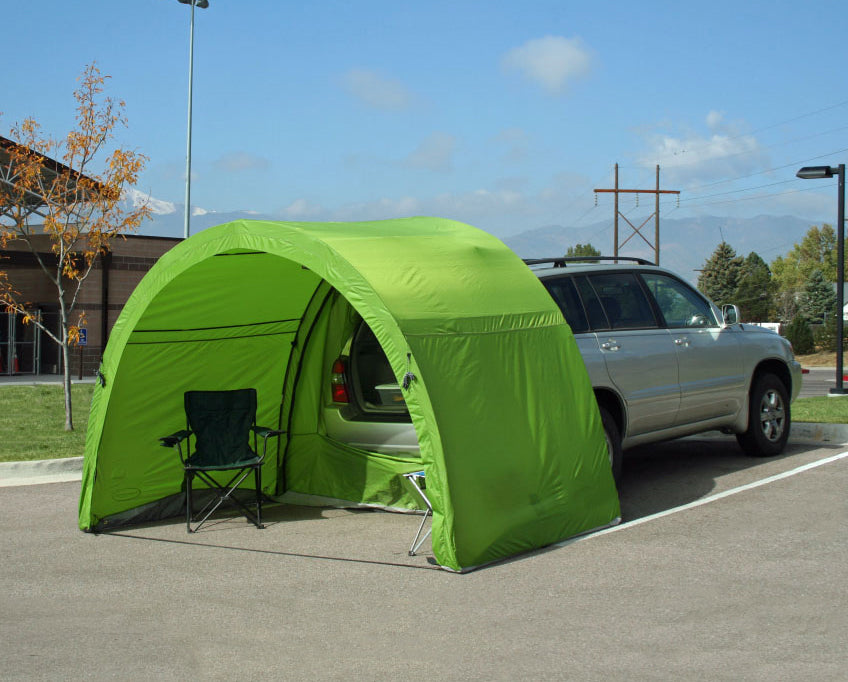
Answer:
[736, 373, 790, 457]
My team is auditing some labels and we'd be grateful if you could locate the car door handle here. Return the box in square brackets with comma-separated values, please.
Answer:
[601, 341, 621, 352]
[674, 337, 690, 347]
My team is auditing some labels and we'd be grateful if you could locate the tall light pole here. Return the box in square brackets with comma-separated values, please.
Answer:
[796, 164, 846, 395]
[177, 0, 208, 240]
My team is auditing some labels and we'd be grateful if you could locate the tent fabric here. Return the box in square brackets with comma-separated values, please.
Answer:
[78, 218, 620, 572]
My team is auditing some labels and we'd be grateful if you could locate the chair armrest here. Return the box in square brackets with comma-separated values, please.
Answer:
[252, 426, 284, 439]
[159, 430, 191, 448]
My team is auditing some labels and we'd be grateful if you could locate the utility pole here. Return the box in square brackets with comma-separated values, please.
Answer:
[594, 164, 680, 264]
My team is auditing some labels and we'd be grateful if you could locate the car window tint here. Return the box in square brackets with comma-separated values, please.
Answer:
[586, 273, 658, 330]
[574, 276, 610, 330]
[641, 273, 717, 328]
[542, 277, 589, 333]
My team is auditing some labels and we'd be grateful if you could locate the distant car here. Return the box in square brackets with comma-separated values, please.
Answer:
[325, 257, 802, 483]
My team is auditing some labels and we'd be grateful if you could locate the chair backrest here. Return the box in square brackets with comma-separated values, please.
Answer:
[184, 389, 257, 466]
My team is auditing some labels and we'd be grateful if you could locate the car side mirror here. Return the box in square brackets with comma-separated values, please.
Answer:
[722, 304, 740, 325]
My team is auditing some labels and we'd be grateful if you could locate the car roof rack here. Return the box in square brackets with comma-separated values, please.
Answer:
[522, 256, 655, 268]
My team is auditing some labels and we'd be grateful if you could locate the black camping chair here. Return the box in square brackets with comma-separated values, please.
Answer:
[159, 389, 282, 533]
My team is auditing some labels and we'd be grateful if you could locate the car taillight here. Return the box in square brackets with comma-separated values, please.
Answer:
[331, 358, 350, 404]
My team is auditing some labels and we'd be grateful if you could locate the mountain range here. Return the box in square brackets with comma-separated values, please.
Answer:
[502, 214, 816, 283]
[127, 192, 817, 285]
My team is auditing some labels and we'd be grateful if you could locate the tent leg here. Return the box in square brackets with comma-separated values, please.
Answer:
[254, 466, 264, 529]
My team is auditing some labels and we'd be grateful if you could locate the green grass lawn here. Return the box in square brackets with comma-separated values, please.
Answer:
[0, 384, 94, 462]
[0, 385, 845, 464]
[791, 396, 848, 424]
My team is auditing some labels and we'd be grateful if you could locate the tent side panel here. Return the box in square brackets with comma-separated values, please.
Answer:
[85, 331, 294, 530]
[406, 320, 620, 569]
[286, 434, 425, 509]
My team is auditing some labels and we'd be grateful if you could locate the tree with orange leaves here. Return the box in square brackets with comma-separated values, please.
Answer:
[0, 63, 151, 430]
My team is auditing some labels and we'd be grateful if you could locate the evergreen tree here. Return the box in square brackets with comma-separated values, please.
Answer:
[800, 269, 836, 324]
[734, 251, 775, 321]
[814, 314, 848, 352]
[697, 242, 743, 306]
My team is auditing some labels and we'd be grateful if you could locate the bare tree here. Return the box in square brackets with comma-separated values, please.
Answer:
[0, 63, 151, 430]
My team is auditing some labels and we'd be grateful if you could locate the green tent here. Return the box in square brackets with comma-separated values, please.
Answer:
[78, 218, 620, 572]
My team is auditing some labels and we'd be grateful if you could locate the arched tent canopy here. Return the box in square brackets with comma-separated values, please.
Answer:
[78, 218, 619, 571]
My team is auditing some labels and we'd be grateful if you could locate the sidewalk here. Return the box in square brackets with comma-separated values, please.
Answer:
[0, 457, 83, 487]
[0, 373, 95, 386]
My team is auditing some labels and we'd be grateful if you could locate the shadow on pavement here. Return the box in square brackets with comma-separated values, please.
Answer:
[99, 502, 443, 571]
[617, 436, 826, 521]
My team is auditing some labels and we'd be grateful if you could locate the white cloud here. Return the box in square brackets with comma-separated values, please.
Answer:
[402, 132, 456, 172]
[272, 186, 535, 230]
[341, 68, 416, 111]
[706, 110, 725, 131]
[213, 151, 271, 173]
[638, 120, 768, 185]
[339, 186, 547, 229]
[281, 198, 324, 219]
[502, 36, 592, 94]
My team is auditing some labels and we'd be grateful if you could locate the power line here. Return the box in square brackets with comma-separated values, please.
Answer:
[679, 184, 828, 210]
[741, 99, 848, 139]
[647, 99, 848, 165]
[682, 145, 848, 193]
[679, 178, 797, 203]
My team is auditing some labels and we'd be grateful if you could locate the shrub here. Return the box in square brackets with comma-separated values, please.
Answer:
[784, 315, 815, 354]
[813, 315, 848, 352]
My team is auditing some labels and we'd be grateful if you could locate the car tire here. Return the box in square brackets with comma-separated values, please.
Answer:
[736, 373, 790, 457]
[599, 406, 623, 485]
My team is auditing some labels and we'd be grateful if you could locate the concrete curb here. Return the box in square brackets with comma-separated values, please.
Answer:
[0, 456, 84, 488]
[1, 422, 846, 488]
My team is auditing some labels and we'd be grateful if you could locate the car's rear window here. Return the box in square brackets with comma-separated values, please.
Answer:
[350, 323, 408, 415]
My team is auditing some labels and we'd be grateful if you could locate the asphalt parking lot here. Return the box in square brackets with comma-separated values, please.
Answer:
[1, 432, 846, 681]
[799, 366, 843, 398]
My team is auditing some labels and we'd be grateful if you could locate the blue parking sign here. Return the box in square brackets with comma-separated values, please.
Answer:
[78, 328, 87, 346]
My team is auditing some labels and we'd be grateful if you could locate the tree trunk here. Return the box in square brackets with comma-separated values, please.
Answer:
[62, 341, 74, 431]
[60, 311, 74, 431]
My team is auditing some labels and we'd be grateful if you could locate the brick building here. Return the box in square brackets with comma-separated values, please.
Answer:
[1, 234, 180, 377]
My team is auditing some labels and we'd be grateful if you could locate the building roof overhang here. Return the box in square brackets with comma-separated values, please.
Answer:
[0, 135, 110, 223]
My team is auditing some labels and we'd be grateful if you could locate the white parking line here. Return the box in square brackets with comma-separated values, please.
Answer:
[611, 450, 848, 532]
[561, 450, 848, 547]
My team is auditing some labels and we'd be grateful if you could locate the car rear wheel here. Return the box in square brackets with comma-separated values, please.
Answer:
[599, 406, 623, 485]
[736, 373, 790, 457]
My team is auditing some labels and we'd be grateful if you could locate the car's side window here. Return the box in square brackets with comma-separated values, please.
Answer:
[641, 273, 717, 329]
[542, 277, 589, 333]
[586, 273, 658, 330]
[574, 276, 610, 330]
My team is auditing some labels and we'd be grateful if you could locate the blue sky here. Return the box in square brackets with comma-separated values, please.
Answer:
[4, 0, 847, 246]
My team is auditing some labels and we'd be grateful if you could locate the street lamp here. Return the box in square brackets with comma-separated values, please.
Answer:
[796, 164, 846, 395]
[177, 0, 209, 239]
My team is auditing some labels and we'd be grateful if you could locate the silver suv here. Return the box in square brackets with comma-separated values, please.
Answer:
[325, 257, 802, 482]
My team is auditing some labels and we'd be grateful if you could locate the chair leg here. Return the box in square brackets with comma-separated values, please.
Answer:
[185, 471, 194, 533]
[188, 467, 264, 532]
[254, 466, 264, 529]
